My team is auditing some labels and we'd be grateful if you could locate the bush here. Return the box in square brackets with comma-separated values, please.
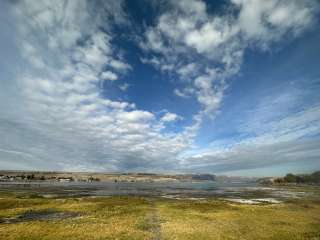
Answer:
[284, 173, 297, 183]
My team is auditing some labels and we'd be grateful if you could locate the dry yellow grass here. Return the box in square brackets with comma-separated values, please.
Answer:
[0, 190, 320, 240]
[0, 196, 153, 240]
[157, 199, 320, 240]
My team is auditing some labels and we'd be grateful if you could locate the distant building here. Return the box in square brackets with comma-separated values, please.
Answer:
[58, 177, 73, 182]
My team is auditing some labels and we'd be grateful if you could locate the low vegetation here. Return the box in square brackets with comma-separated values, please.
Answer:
[274, 171, 320, 184]
[0, 188, 320, 239]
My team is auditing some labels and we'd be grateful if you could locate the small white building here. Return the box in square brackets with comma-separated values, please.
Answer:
[58, 177, 73, 182]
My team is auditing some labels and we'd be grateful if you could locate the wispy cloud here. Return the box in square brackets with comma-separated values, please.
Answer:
[141, 0, 318, 118]
[0, 0, 319, 174]
[0, 0, 189, 172]
[181, 92, 320, 173]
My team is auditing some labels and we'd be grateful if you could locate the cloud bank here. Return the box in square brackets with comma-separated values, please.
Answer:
[0, 0, 319, 175]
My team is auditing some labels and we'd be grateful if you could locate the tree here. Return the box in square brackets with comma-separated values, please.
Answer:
[311, 171, 320, 183]
[27, 174, 35, 180]
[284, 173, 297, 183]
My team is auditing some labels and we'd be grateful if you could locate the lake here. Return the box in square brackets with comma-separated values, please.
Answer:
[0, 180, 306, 200]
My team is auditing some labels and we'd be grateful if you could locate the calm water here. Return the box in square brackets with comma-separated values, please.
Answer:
[0, 180, 291, 199]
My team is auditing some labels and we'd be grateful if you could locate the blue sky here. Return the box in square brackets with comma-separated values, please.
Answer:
[0, 0, 320, 176]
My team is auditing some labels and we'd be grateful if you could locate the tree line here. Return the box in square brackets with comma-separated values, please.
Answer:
[274, 171, 320, 184]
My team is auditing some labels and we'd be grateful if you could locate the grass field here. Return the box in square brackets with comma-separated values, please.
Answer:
[0, 189, 320, 240]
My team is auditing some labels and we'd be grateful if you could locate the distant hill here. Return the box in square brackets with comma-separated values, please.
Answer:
[0, 171, 216, 183]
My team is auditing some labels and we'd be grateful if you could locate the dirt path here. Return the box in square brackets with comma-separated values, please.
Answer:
[146, 198, 162, 240]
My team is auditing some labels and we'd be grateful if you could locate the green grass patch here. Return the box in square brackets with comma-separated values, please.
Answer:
[0, 188, 320, 239]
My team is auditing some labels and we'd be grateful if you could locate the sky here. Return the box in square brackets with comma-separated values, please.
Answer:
[0, 0, 320, 176]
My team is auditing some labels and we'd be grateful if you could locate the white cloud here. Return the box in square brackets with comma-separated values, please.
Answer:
[161, 112, 182, 122]
[119, 83, 130, 91]
[109, 59, 131, 73]
[174, 88, 194, 98]
[141, 0, 318, 119]
[181, 139, 320, 174]
[117, 110, 154, 123]
[100, 99, 135, 109]
[0, 0, 191, 172]
[137, 0, 319, 173]
[101, 71, 118, 81]
[233, 0, 318, 42]
[180, 87, 320, 173]
[177, 63, 197, 80]
[185, 20, 234, 54]
[0, 0, 319, 173]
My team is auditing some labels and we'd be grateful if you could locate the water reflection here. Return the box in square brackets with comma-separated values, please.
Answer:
[0, 180, 283, 199]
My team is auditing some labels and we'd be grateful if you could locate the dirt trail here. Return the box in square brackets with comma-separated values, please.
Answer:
[146, 198, 162, 240]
